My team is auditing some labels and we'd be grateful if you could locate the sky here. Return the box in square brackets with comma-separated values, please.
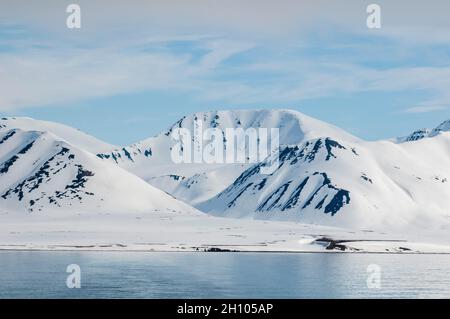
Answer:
[1, 0, 450, 145]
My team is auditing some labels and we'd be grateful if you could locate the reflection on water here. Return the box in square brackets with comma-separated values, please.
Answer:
[0, 251, 449, 298]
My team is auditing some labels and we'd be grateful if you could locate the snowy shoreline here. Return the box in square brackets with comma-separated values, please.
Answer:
[1, 212, 449, 254]
[1, 247, 450, 254]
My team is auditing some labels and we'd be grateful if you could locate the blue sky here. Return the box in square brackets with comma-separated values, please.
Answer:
[1, 0, 450, 145]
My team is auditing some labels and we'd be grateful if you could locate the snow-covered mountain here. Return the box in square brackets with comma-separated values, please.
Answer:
[97, 109, 450, 231]
[2, 110, 450, 232]
[0, 126, 199, 215]
[98, 109, 448, 230]
[96, 109, 359, 205]
[397, 119, 450, 142]
[188, 112, 450, 229]
[97, 109, 358, 166]
[199, 132, 450, 229]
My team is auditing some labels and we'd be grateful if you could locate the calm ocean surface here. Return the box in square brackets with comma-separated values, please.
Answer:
[0, 251, 449, 298]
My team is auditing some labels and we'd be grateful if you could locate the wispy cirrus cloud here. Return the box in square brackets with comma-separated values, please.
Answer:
[1, 0, 450, 116]
[2, 36, 450, 114]
[0, 36, 255, 110]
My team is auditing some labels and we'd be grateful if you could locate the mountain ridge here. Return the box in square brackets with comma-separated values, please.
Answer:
[1, 110, 450, 231]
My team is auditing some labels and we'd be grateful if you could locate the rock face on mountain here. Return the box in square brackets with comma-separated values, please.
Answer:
[199, 138, 355, 219]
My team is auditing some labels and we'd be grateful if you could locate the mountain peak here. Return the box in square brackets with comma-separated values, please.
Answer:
[162, 108, 359, 145]
[430, 119, 450, 137]
[398, 119, 450, 143]
[0, 116, 116, 153]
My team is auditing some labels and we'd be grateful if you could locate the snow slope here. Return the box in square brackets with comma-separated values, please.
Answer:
[0, 117, 115, 153]
[0, 128, 200, 215]
[199, 127, 450, 232]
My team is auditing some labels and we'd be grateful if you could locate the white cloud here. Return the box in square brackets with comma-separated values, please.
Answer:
[1, 0, 450, 114]
[196, 61, 450, 113]
[2, 42, 450, 113]
[0, 37, 256, 111]
[0, 48, 187, 110]
[405, 106, 447, 114]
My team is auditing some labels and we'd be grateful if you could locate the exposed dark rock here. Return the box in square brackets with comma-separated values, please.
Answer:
[257, 181, 291, 211]
[0, 130, 16, 145]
